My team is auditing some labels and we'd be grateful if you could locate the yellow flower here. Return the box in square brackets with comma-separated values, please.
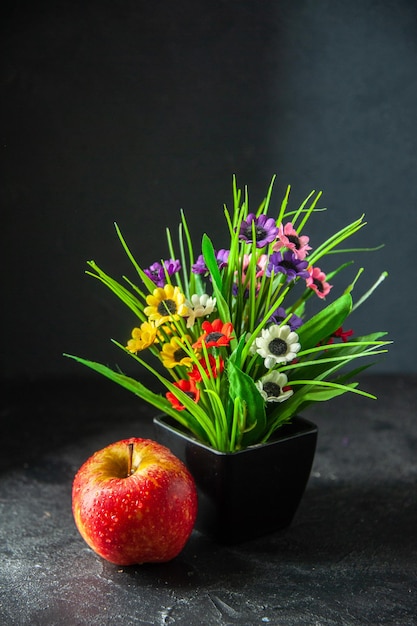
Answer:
[126, 321, 157, 353]
[160, 335, 198, 369]
[144, 284, 189, 326]
[157, 323, 175, 340]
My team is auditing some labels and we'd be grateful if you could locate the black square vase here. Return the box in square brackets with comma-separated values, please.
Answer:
[153, 415, 318, 544]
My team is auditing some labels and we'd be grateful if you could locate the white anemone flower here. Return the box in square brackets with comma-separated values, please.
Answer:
[255, 324, 300, 369]
[185, 294, 216, 328]
[255, 371, 293, 403]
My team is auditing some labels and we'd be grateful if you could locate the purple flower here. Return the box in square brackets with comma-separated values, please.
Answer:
[266, 251, 309, 282]
[238, 213, 279, 248]
[267, 306, 303, 331]
[232, 283, 251, 298]
[192, 254, 207, 275]
[144, 259, 181, 286]
[216, 249, 230, 269]
[192, 249, 230, 275]
[164, 258, 181, 278]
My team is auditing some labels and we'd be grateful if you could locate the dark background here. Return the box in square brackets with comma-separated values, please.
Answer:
[2, 0, 417, 383]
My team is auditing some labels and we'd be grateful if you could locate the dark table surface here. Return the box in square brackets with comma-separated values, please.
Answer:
[1, 374, 416, 625]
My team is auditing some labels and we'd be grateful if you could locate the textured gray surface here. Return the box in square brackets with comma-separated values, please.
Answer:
[1, 375, 416, 625]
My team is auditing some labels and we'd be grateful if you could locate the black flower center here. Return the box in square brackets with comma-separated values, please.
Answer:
[279, 260, 297, 271]
[243, 225, 267, 241]
[287, 234, 301, 249]
[184, 390, 196, 400]
[205, 331, 224, 343]
[173, 347, 187, 362]
[313, 278, 324, 293]
[263, 382, 282, 397]
[157, 298, 177, 315]
[268, 337, 288, 356]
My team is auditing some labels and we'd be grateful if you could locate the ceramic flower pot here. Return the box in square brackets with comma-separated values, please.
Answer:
[153, 415, 318, 544]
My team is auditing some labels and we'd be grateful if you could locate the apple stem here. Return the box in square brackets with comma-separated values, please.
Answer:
[127, 442, 134, 477]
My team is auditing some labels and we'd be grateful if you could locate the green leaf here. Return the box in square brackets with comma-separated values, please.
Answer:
[114, 223, 156, 293]
[201, 233, 232, 331]
[86, 261, 145, 319]
[201, 234, 222, 291]
[352, 272, 388, 312]
[301, 382, 359, 402]
[227, 358, 266, 447]
[307, 215, 367, 265]
[297, 292, 352, 351]
[63, 353, 212, 443]
[284, 335, 390, 384]
[262, 375, 376, 442]
[64, 353, 172, 410]
[228, 334, 247, 370]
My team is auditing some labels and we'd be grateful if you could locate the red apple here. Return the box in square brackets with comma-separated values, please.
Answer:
[72, 437, 197, 565]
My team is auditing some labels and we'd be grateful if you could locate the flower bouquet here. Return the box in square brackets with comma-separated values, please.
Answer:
[66, 177, 389, 454]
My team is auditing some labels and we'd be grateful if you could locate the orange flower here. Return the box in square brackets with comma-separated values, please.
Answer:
[192, 319, 234, 349]
[189, 354, 225, 382]
[166, 378, 200, 411]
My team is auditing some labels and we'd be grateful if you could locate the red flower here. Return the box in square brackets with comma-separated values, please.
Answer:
[321, 326, 354, 347]
[166, 378, 200, 411]
[192, 319, 234, 349]
[332, 326, 354, 342]
[189, 354, 225, 382]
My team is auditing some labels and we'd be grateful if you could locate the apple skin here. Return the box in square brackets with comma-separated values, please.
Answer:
[72, 438, 198, 565]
